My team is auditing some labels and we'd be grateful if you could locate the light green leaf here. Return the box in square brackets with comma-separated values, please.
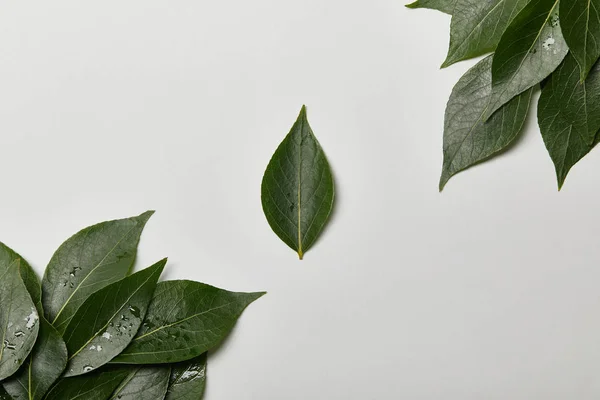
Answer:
[406, 0, 455, 14]
[487, 0, 568, 118]
[42, 211, 153, 334]
[440, 55, 533, 190]
[44, 370, 129, 400]
[261, 106, 335, 260]
[538, 54, 600, 188]
[112, 281, 264, 364]
[0, 258, 39, 381]
[441, 0, 529, 68]
[109, 367, 170, 400]
[560, 0, 600, 81]
[62, 260, 165, 377]
[165, 354, 207, 400]
[3, 318, 67, 400]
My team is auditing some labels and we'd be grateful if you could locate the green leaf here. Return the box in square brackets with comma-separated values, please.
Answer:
[42, 211, 153, 334]
[486, 0, 568, 118]
[112, 281, 265, 364]
[441, 0, 529, 68]
[440, 55, 533, 190]
[165, 354, 207, 400]
[0, 385, 12, 400]
[0, 259, 39, 381]
[538, 54, 600, 189]
[109, 367, 170, 400]
[0, 243, 39, 307]
[2, 318, 67, 400]
[560, 0, 600, 81]
[44, 370, 128, 400]
[261, 106, 335, 260]
[62, 259, 165, 377]
[405, 0, 455, 14]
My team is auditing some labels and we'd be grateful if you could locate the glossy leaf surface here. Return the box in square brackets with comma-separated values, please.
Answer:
[44, 370, 128, 400]
[165, 354, 207, 400]
[42, 211, 153, 334]
[440, 56, 533, 189]
[538, 54, 600, 188]
[261, 106, 335, 259]
[113, 281, 264, 364]
[62, 259, 165, 377]
[487, 0, 568, 118]
[560, 0, 600, 81]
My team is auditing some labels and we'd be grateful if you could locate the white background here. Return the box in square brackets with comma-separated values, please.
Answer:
[1, 1, 600, 399]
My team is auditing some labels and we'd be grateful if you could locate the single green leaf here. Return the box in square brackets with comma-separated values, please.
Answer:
[441, 0, 529, 68]
[560, 0, 600, 81]
[62, 259, 165, 377]
[109, 367, 170, 400]
[486, 0, 568, 118]
[405, 0, 455, 14]
[44, 370, 128, 400]
[112, 281, 265, 364]
[3, 317, 67, 400]
[538, 54, 600, 189]
[261, 106, 335, 260]
[440, 55, 533, 190]
[165, 354, 207, 400]
[42, 211, 153, 334]
[0, 259, 39, 381]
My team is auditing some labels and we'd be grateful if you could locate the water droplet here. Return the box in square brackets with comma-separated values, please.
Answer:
[102, 332, 112, 340]
[542, 36, 555, 51]
[69, 282, 74, 288]
[128, 306, 140, 318]
[25, 308, 38, 330]
[14, 331, 24, 338]
[83, 365, 93, 372]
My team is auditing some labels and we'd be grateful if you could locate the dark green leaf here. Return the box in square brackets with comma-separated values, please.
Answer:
[2, 318, 67, 400]
[0, 259, 39, 380]
[487, 0, 568, 118]
[112, 281, 265, 364]
[165, 354, 207, 400]
[109, 367, 170, 400]
[261, 106, 335, 260]
[560, 0, 600, 81]
[62, 259, 165, 377]
[441, 0, 529, 68]
[42, 211, 153, 334]
[0, 385, 12, 400]
[405, 0, 455, 14]
[44, 370, 128, 400]
[0, 243, 39, 307]
[538, 54, 600, 188]
[440, 55, 533, 190]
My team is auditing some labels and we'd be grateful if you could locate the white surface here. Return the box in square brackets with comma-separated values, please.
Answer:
[1, 1, 600, 399]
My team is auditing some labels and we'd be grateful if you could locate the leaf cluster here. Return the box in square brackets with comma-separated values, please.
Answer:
[0, 212, 264, 399]
[408, 0, 600, 190]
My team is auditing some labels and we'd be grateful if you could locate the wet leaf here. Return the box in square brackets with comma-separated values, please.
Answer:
[0, 258, 39, 380]
[165, 354, 207, 400]
[405, 0, 455, 14]
[110, 367, 170, 400]
[42, 211, 153, 334]
[261, 106, 335, 260]
[442, 0, 529, 68]
[2, 318, 67, 400]
[112, 281, 265, 364]
[44, 370, 129, 400]
[440, 55, 533, 189]
[538, 54, 600, 188]
[487, 0, 568, 118]
[560, 0, 600, 81]
[62, 259, 165, 377]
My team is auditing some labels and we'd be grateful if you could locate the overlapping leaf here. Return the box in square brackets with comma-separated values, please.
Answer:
[442, 0, 529, 68]
[42, 211, 153, 334]
[487, 0, 568, 118]
[0, 257, 39, 380]
[44, 370, 129, 400]
[440, 56, 533, 189]
[538, 54, 600, 188]
[406, 0, 455, 14]
[110, 367, 171, 400]
[261, 106, 335, 260]
[166, 354, 207, 400]
[113, 281, 264, 364]
[62, 259, 165, 377]
[560, 0, 600, 81]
